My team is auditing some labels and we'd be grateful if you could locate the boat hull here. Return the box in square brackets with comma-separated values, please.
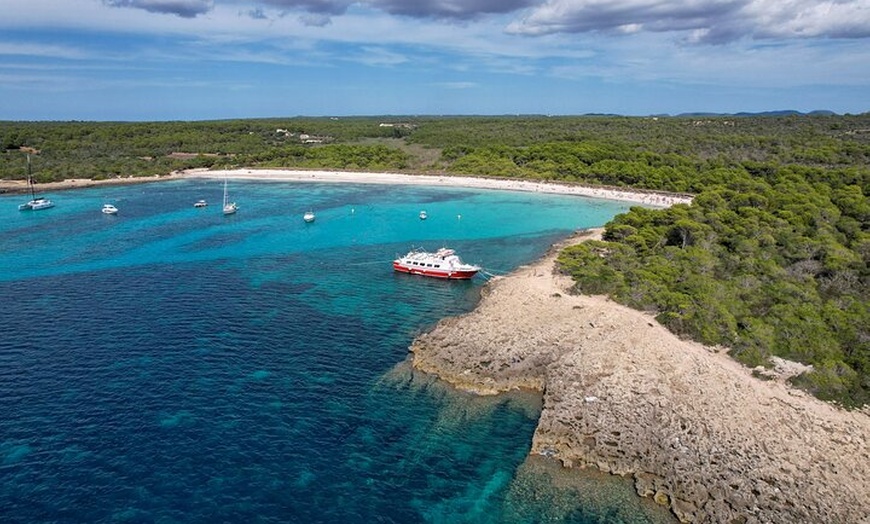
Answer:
[392, 247, 480, 280]
[19, 199, 54, 211]
[392, 261, 478, 280]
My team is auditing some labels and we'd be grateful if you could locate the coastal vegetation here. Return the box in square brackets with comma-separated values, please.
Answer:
[2, 114, 868, 406]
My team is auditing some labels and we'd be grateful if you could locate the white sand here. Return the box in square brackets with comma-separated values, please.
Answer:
[3, 168, 693, 208]
[180, 168, 693, 207]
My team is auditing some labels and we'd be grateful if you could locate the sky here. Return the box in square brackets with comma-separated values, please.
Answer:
[2, 0, 869, 121]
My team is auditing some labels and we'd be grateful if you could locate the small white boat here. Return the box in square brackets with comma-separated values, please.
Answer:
[303, 211, 316, 223]
[222, 179, 237, 215]
[101, 204, 118, 215]
[419, 210, 428, 220]
[393, 247, 480, 280]
[194, 200, 208, 208]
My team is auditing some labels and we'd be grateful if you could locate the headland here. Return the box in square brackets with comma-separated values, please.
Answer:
[409, 229, 870, 523]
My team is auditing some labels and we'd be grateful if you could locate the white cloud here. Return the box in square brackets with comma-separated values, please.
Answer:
[0, 42, 89, 60]
[256, 0, 537, 20]
[103, 0, 215, 18]
[746, 0, 870, 39]
[350, 46, 410, 66]
[298, 12, 333, 26]
[505, 0, 870, 43]
[0, 0, 868, 115]
[434, 81, 478, 89]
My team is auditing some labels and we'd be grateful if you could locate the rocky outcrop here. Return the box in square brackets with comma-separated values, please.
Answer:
[410, 231, 870, 524]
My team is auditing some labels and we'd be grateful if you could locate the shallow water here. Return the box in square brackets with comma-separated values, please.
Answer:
[0, 179, 675, 523]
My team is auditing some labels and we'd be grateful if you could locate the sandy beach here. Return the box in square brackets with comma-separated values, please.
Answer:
[2, 167, 692, 208]
[409, 230, 870, 523]
[181, 168, 694, 207]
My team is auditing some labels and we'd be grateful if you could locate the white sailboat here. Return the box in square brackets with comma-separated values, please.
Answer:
[18, 153, 54, 211]
[222, 178, 237, 215]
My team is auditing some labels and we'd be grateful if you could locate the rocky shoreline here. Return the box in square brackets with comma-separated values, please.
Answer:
[0, 173, 183, 195]
[409, 230, 870, 523]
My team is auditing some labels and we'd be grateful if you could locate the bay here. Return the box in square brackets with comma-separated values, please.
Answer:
[0, 179, 674, 523]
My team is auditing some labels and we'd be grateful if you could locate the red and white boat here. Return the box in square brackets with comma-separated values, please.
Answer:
[393, 248, 481, 280]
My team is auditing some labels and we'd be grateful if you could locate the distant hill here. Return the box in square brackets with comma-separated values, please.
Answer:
[675, 110, 838, 117]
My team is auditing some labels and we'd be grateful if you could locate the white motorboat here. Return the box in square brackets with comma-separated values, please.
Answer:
[393, 248, 480, 280]
[303, 211, 315, 223]
[101, 204, 118, 215]
[194, 200, 208, 208]
[419, 210, 428, 220]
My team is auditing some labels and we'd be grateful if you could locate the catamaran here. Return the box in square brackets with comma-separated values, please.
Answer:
[18, 153, 54, 211]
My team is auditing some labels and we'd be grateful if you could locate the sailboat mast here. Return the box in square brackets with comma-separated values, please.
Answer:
[27, 153, 35, 199]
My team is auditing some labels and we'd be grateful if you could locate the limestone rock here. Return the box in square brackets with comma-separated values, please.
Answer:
[410, 230, 870, 524]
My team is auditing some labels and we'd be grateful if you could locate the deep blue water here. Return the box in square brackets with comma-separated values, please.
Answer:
[0, 179, 675, 523]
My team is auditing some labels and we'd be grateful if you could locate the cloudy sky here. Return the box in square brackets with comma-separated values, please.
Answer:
[3, 0, 869, 120]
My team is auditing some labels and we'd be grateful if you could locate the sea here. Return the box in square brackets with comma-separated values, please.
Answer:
[0, 179, 676, 523]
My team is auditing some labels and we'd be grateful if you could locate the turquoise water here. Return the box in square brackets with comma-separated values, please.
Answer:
[0, 179, 675, 523]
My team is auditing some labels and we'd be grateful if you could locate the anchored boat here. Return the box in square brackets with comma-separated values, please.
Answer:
[392, 248, 480, 280]
[222, 178, 237, 215]
[17, 153, 54, 211]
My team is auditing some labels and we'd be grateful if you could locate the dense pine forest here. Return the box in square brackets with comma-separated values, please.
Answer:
[2, 114, 868, 406]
